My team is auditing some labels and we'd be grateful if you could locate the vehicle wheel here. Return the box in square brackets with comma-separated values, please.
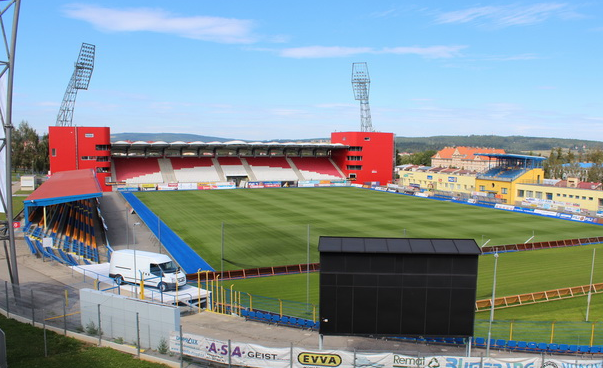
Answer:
[158, 282, 168, 292]
[114, 275, 123, 285]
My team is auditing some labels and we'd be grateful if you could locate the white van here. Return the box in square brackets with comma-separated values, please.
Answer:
[109, 250, 187, 292]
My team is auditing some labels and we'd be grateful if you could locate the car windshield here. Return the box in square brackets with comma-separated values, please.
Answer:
[159, 261, 178, 274]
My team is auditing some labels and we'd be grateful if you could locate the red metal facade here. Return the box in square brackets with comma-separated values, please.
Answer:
[49, 126, 112, 191]
[330, 131, 395, 185]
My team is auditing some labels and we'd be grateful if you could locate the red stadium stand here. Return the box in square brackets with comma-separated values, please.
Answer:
[289, 157, 344, 180]
[113, 158, 162, 183]
[170, 157, 220, 182]
[245, 157, 299, 181]
[170, 157, 214, 170]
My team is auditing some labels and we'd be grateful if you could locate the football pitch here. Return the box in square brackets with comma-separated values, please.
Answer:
[135, 186, 603, 272]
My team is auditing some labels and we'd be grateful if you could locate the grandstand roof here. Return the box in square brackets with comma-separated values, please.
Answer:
[25, 169, 103, 207]
[474, 153, 546, 161]
[111, 140, 347, 150]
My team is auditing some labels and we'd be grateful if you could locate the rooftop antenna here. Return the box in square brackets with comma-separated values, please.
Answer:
[351, 62, 374, 132]
[56, 43, 95, 126]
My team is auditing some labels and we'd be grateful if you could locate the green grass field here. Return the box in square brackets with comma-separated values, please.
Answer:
[136, 187, 603, 327]
[136, 187, 603, 271]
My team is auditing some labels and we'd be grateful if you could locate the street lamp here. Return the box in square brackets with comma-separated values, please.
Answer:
[132, 222, 141, 245]
[486, 252, 499, 356]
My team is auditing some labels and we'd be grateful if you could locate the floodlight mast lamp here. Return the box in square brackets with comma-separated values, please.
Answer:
[351, 62, 374, 132]
[56, 43, 95, 127]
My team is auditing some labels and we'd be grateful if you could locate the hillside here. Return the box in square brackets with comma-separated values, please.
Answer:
[109, 132, 603, 153]
[395, 135, 603, 153]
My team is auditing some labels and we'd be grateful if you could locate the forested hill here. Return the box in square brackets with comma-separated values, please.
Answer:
[395, 135, 603, 153]
[110, 132, 603, 154]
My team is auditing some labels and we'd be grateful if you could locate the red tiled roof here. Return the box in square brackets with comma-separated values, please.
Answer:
[26, 169, 102, 202]
[432, 146, 505, 160]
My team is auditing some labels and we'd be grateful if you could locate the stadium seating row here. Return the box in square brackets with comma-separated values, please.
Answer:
[240, 309, 319, 330]
[25, 198, 100, 263]
[473, 337, 602, 354]
[113, 156, 344, 184]
[391, 336, 602, 355]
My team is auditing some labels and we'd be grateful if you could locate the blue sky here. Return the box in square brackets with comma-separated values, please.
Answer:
[11, 1, 603, 141]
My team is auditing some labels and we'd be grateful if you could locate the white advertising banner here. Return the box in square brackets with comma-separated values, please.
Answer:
[170, 332, 603, 368]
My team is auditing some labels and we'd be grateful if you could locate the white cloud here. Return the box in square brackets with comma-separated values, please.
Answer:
[63, 4, 258, 44]
[382, 45, 466, 58]
[278, 45, 466, 59]
[279, 46, 373, 58]
[435, 3, 579, 28]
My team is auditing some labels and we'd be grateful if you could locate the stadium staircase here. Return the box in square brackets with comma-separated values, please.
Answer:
[239, 158, 258, 181]
[285, 157, 306, 181]
[329, 157, 346, 178]
[211, 158, 227, 181]
[158, 158, 177, 183]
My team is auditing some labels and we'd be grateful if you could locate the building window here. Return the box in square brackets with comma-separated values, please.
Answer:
[96, 145, 110, 151]
[546, 193, 553, 200]
[346, 156, 362, 161]
[81, 156, 94, 161]
[364, 137, 370, 141]
[346, 165, 362, 170]
[96, 156, 109, 162]
[51, 148, 56, 157]
[517, 189, 524, 197]
[569, 195, 574, 199]
[349, 173, 356, 180]
[479, 185, 485, 191]
[590, 197, 594, 201]
[349, 146, 363, 151]
[557, 193, 560, 197]
[526, 191, 533, 197]
[599, 198, 603, 206]
[84, 133, 94, 138]
[96, 167, 110, 173]
[582, 196, 586, 200]
[501, 188, 508, 194]
[535, 192, 542, 199]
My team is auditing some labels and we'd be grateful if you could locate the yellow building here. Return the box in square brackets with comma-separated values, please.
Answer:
[475, 167, 545, 204]
[397, 154, 603, 216]
[398, 168, 476, 195]
[514, 181, 603, 215]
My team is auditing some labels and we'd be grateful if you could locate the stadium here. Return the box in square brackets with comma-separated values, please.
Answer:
[12, 119, 603, 363]
[5, 42, 603, 368]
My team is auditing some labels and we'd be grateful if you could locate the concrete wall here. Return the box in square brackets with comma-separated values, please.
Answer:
[80, 288, 180, 349]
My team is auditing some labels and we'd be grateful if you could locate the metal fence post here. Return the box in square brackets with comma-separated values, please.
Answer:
[97, 304, 101, 346]
[179, 325, 183, 368]
[4, 281, 8, 318]
[290, 342, 293, 368]
[63, 293, 67, 335]
[136, 312, 140, 358]
[228, 339, 232, 368]
[43, 309, 47, 357]
[30, 289, 34, 326]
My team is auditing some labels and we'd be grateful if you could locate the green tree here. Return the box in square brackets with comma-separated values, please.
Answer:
[398, 150, 437, 166]
[11, 121, 48, 174]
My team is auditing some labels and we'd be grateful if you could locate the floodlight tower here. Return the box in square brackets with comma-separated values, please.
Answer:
[0, 0, 22, 289]
[351, 62, 374, 132]
[56, 43, 95, 126]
